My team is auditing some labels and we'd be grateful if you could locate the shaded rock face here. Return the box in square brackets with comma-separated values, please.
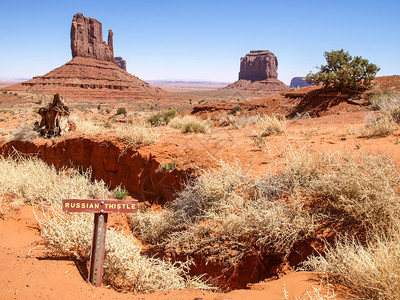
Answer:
[238, 50, 278, 81]
[115, 57, 127, 71]
[71, 13, 115, 62]
[290, 77, 310, 88]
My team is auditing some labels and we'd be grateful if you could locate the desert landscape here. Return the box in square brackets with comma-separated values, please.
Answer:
[1, 3, 400, 300]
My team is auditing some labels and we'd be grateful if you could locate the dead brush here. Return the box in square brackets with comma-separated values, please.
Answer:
[131, 160, 315, 272]
[116, 121, 159, 146]
[361, 112, 397, 137]
[255, 114, 287, 137]
[75, 119, 105, 135]
[302, 231, 400, 300]
[168, 115, 212, 133]
[39, 210, 213, 293]
[0, 154, 111, 205]
[7, 123, 39, 141]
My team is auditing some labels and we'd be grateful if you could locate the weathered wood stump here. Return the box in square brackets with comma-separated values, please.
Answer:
[34, 93, 76, 137]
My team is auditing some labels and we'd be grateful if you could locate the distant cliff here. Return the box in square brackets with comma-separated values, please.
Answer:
[290, 77, 311, 88]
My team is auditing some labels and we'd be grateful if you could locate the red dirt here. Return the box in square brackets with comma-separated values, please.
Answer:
[0, 205, 347, 299]
[191, 76, 400, 119]
[1, 75, 400, 298]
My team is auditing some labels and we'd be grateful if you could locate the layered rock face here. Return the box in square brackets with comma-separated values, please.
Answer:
[71, 13, 115, 62]
[115, 57, 127, 71]
[290, 77, 310, 88]
[239, 50, 278, 81]
[224, 50, 289, 95]
[8, 13, 166, 101]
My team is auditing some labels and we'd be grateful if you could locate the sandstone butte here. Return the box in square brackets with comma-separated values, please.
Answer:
[223, 50, 290, 95]
[7, 13, 166, 101]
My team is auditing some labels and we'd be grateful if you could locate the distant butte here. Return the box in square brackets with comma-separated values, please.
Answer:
[223, 50, 289, 95]
[7, 13, 166, 101]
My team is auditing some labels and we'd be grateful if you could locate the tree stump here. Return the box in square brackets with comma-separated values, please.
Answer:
[34, 93, 75, 137]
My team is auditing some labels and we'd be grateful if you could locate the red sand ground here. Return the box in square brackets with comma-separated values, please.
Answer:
[1, 77, 400, 299]
[0, 206, 346, 299]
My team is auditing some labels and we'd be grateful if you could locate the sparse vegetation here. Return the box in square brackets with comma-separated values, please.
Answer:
[116, 122, 159, 146]
[0, 154, 110, 205]
[303, 232, 400, 300]
[148, 109, 177, 126]
[169, 115, 212, 133]
[361, 112, 397, 137]
[7, 123, 39, 141]
[156, 161, 178, 173]
[306, 49, 380, 91]
[0, 154, 212, 293]
[116, 107, 127, 116]
[255, 114, 287, 136]
[113, 186, 129, 199]
[369, 91, 400, 122]
[75, 120, 104, 135]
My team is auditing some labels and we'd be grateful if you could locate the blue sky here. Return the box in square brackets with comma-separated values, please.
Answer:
[1, 0, 399, 84]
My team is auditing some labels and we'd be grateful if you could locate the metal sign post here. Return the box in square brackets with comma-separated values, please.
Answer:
[62, 199, 138, 287]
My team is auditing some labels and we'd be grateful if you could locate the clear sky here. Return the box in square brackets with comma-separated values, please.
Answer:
[1, 0, 399, 85]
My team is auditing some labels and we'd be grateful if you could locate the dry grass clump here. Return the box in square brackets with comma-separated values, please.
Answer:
[283, 151, 400, 232]
[75, 120, 105, 135]
[369, 90, 400, 121]
[255, 115, 287, 137]
[116, 122, 159, 146]
[130, 160, 315, 269]
[216, 114, 258, 128]
[361, 112, 397, 137]
[169, 115, 212, 133]
[7, 123, 39, 141]
[129, 210, 174, 245]
[303, 232, 400, 300]
[283, 151, 400, 299]
[0, 154, 110, 205]
[39, 211, 212, 293]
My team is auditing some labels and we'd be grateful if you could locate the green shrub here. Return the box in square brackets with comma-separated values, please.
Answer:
[148, 109, 177, 126]
[117, 107, 127, 116]
[113, 186, 129, 199]
[306, 49, 380, 91]
[156, 161, 178, 173]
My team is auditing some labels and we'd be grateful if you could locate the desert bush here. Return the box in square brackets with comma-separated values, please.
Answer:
[255, 115, 287, 137]
[369, 91, 400, 122]
[116, 107, 127, 116]
[148, 109, 177, 126]
[306, 49, 380, 91]
[0, 155, 110, 205]
[169, 115, 212, 133]
[129, 210, 174, 244]
[282, 151, 400, 232]
[75, 120, 105, 135]
[131, 160, 315, 269]
[39, 211, 212, 293]
[7, 123, 39, 141]
[361, 112, 397, 137]
[303, 232, 400, 300]
[113, 186, 129, 199]
[116, 122, 159, 146]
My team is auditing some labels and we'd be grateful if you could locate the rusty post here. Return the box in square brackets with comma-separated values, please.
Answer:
[88, 212, 108, 286]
